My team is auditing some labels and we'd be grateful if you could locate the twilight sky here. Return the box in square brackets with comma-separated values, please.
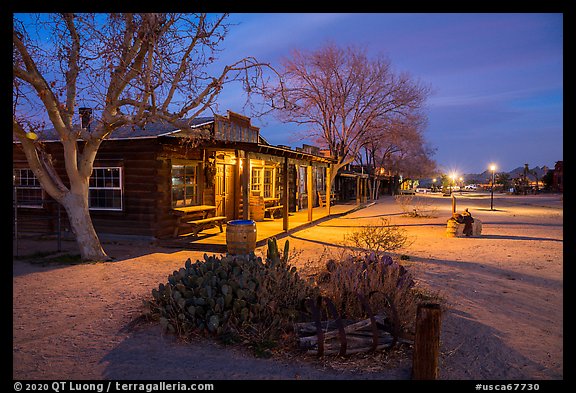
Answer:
[210, 13, 563, 175]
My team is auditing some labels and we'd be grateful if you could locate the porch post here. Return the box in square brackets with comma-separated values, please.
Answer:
[307, 164, 313, 222]
[234, 150, 242, 219]
[363, 177, 368, 203]
[198, 153, 205, 204]
[243, 152, 250, 220]
[283, 156, 289, 231]
[356, 175, 361, 205]
[326, 166, 331, 216]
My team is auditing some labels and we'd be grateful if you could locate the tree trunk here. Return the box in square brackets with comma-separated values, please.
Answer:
[62, 193, 110, 261]
[374, 179, 381, 200]
[367, 178, 373, 201]
[329, 162, 347, 187]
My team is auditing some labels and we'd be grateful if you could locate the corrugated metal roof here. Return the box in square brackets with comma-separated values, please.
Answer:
[23, 117, 215, 142]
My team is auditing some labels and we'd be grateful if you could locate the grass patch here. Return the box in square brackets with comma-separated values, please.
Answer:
[18, 252, 84, 266]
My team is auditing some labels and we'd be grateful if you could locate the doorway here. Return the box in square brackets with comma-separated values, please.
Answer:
[215, 163, 235, 221]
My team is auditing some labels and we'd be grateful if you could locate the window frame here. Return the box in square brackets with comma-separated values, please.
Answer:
[251, 167, 263, 195]
[13, 168, 44, 208]
[263, 167, 274, 198]
[88, 166, 123, 211]
[171, 162, 201, 208]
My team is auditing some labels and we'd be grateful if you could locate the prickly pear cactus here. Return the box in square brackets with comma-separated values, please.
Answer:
[147, 244, 318, 342]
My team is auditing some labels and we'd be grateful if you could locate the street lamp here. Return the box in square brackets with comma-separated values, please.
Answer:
[489, 164, 496, 210]
[449, 174, 456, 195]
[432, 178, 437, 192]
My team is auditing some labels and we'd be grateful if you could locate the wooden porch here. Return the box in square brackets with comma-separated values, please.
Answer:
[157, 201, 364, 252]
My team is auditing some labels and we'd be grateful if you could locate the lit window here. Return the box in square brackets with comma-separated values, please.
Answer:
[89, 167, 123, 210]
[263, 168, 273, 198]
[172, 164, 199, 207]
[251, 168, 262, 195]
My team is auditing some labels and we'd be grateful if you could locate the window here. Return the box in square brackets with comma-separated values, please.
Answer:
[172, 164, 199, 207]
[89, 167, 123, 210]
[251, 167, 262, 195]
[263, 168, 273, 198]
[13, 168, 43, 208]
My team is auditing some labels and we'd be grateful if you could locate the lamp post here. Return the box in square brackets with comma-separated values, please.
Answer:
[490, 164, 496, 210]
[449, 175, 456, 195]
[432, 178, 437, 192]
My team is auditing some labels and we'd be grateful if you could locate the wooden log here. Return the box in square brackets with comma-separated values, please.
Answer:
[412, 303, 442, 380]
[298, 314, 387, 344]
[308, 342, 394, 356]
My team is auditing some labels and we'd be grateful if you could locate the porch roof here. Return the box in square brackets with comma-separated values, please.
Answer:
[16, 115, 334, 164]
[178, 139, 334, 164]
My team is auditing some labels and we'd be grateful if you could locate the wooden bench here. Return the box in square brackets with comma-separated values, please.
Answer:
[317, 191, 336, 208]
[264, 205, 283, 220]
[171, 205, 219, 237]
[184, 216, 227, 238]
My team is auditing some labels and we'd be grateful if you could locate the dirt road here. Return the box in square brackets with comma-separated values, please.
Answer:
[13, 193, 563, 380]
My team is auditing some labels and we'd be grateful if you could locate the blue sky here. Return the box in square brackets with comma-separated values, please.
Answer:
[210, 13, 563, 174]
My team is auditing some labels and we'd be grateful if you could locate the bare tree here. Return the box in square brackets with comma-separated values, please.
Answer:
[13, 13, 276, 261]
[269, 43, 430, 184]
[362, 112, 437, 199]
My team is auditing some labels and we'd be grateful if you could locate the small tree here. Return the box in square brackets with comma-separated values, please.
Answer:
[13, 13, 277, 261]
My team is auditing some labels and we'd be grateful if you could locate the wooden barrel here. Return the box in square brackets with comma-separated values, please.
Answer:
[249, 195, 265, 221]
[226, 220, 257, 255]
[446, 219, 458, 237]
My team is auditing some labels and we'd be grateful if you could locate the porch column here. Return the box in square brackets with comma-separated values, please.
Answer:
[307, 164, 313, 222]
[243, 152, 250, 220]
[234, 150, 242, 219]
[356, 175, 361, 205]
[198, 155, 205, 205]
[363, 177, 368, 203]
[326, 166, 331, 216]
[283, 156, 289, 232]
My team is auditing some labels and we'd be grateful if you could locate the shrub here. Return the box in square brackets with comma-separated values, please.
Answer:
[316, 252, 418, 339]
[395, 195, 438, 217]
[343, 217, 410, 255]
[147, 238, 319, 346]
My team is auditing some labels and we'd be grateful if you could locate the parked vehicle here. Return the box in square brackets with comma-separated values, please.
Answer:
[464, 184, 478, 191]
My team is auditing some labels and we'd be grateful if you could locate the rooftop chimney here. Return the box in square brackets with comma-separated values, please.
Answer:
[79, 107, 92, 130]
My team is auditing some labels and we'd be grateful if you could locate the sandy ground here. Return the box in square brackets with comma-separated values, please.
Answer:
[12, 193, 563, 380]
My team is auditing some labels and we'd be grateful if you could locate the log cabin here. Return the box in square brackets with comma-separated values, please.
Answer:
[13, 110, 334, 239]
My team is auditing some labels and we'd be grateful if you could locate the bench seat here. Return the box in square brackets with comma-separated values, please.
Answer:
[179, 216, 227, 237]
[264, 205, 283, 220]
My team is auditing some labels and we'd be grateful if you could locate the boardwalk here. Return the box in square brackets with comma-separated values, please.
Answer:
[158, 201, 366, 252]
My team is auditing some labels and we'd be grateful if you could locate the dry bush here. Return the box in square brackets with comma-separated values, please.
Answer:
[316, 252, 419, 339]
[343, 217, 411, 255]
[394, 195, 438, 217]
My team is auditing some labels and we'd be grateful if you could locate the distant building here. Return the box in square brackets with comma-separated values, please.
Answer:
[552, 161, 563, 192]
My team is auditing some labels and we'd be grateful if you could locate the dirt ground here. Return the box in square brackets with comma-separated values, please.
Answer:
[12, 193, 563, 380]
